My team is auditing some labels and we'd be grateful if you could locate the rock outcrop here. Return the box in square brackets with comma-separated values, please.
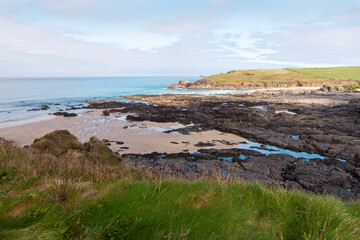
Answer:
[31, 130, 121, 162]
[122, 149, 360, 200]
[52, 112, 78, 117]
[319, 84, 360, 93]
[169, 77, 243, 90]
[31, 130, 83, 156]
[169, 77, 360, 90]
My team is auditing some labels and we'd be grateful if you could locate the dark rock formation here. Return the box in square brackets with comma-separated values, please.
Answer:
[31, 130, 82, 155]
[27, 105, 50, 111]
[31, 130, 121, 162]
[122, 149, 360, 200]
[40, 105, 50, 110]
[169, 78, 360, 90]
[52, 112, 78, 117]
[87, 93, 360, 166]
[194, 142, 216, 147]
[319, 85, 352, 93]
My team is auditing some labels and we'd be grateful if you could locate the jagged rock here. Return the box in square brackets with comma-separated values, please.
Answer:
[122, 149, 360, 200]
[27, 105, 50, 111]
[319, 85, 349, 93]
[28, 105, 50, 111]
[169, 77, 360, 90]
[194, 142, 216, 147]
[40, 105, 50, 110]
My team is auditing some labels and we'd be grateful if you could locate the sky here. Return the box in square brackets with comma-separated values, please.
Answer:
[0, 0, 359, 77]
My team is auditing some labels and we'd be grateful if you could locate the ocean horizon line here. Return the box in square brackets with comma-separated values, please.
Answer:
[0, 75, 200, 80]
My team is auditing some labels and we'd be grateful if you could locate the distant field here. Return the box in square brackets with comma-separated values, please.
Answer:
[208, 67, 360, 83]
[290, 67, 360, 80]
[209, 68, 329, 83]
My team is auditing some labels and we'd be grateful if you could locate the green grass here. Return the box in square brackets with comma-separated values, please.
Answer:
[207, 67, 360, 84]
[208, 69, 328, 83]
[291, 67, 360, 80]
[331, 84, 360, 90]
[2, 177, 360, 240]
[342, 84, 360, 90]
[2, 136, 360, 239]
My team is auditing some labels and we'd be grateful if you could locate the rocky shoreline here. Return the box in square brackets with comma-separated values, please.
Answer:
[169, 77, 360, 90]
[3, 86, 360, 200]
[84, 87, 360, 199]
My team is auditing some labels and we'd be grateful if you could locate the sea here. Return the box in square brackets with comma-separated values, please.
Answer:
[0, 76, 249, 128]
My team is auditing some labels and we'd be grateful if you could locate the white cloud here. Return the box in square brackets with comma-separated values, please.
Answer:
[246, 7, 360, 68]
[247, 59, 340, 68]
[0, 15, 267, 76]
[325, 8, 360, 22]
[0, 18, 196, 76]
[146, 15, 201, 34]
[1, 2, 359, 76]
[262, 24, 360, 65]
[1, 14, 327, 77]
[0, 16, 159, 76]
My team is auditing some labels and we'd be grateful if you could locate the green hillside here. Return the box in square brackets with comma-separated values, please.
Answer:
[290, 67, 360, 80]
[208, 67, 360, 84]
[209, 69, 328, 83]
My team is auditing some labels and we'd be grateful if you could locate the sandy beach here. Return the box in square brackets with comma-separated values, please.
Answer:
[0, 109, 245, 154]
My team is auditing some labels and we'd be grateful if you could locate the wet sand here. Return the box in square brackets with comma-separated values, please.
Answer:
[0, 109, 245, 154]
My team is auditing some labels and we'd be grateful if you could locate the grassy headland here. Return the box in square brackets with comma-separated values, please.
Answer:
[207, 67, 360, 85]
[208, 68, 328, 83]
[2, 132, 360, 239]
[168, 67, 360, 89]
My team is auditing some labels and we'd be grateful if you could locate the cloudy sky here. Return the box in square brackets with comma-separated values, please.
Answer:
[0, 0, 359, 77]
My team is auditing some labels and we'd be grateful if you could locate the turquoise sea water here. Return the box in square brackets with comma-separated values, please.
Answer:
[0, 76, 249, 127]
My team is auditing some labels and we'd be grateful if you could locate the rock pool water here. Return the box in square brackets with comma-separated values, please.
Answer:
[275, 110, 296, 114]
[250, 106, 267, 111]
[237, 140, 328, 161]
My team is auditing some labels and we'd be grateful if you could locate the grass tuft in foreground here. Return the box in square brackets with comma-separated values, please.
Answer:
[2, 138, 360, 239]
